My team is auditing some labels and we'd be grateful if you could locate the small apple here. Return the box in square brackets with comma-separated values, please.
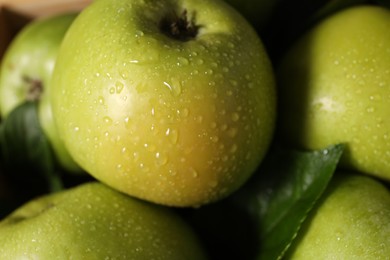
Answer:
[0, 12, 81, 173]
[51, 0, 276, 206]
[285, 172, 390, 258]
[277, 5, 390, 181]
[0, 182, 208, 259]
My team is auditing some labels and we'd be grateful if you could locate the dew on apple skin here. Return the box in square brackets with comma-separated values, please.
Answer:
[115, 81, 124, 93]
[177, 57, 189, 66]
[231, 112, 240, 122]
[98, 96, 105, 105]
[103, 116, 112, 124]
[196, 59, 204, 65]
[228, 128, 238, 138]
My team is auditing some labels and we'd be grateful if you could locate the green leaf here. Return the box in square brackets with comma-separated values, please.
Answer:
[235, 144, 345, 260]
[0, 101, 63, 195]
[181, 144, 344, 260]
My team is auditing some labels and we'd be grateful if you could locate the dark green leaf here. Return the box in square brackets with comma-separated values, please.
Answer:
[181, 144, 344, 260]
[0, 101, 63, 196]
[235, 144, 345, 260]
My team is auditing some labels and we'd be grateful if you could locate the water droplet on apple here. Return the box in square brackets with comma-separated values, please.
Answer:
[115, 81, 124, 93]
[109, 87, 115, 94]
[230, 144, 238, 154]
[177, 57, 189, 66]
[155, 152, 168, 166]
[228, 128, 238, 138]
[196, 116, 203, 124]
[208, 181, 218, 188]
[231, 112, 240, 122]
[135, 30, 144, 37]
[103, 116, 112, 124]
[210, 136, 219, 143]
[197, 59, 204, 65]
[205, 69, 213, 75]
[166, 128, 178, 144]
[191, 70, 199, 75]
[230, 80, 238, 86]
[190, 167, 198, 178]
[98, 96, 105, 105]
[120, 70, 128, 79]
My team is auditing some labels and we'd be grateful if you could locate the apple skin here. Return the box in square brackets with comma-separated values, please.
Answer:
[277, 6, 390, 181]
[51, 0, 276, 207]
[0, 182, 208, 259]
[0, 13, 82, 173]
[286, 172, 390, 259]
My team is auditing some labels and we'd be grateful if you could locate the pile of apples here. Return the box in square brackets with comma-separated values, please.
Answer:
[0, 0, 389, 259]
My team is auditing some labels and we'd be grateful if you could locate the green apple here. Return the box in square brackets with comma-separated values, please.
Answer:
[286, 172, 390, 259]
[277, 5, 390, 181]
[51, 0, 276, 207]
[223, 0, 278, 31]
[0, 181, 208, 259]
[0, 12, 81, 173]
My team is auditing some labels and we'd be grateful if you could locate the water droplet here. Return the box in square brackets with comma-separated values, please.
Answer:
[230, 144, 238, 153]
[115, 82, 124, 93]
[120, 70, 128, 79]
[190, 167, 198, 178]
[191, 70, 199, 75]
[231, 112, 240, 122]
[98, 96, 105, 105]
[208, 181, 218, 188]
[196, 116, 203, 124]
[205, 69, 213, 75]
[135, 30, 144, 37]
[197, 59, 204, 65]
[109, 87, 116, 94]
[210, 136, 219, 143]
[155, 152, 168, 166]
[228, 128, 238, 138]
[103, 116, 112, 124]
[230, 80, 238, 86]
[74, 126, 80, 132]
[177, 57, 189, 66]
[166, 128, 178, 144]
[163, 80, 182, 96]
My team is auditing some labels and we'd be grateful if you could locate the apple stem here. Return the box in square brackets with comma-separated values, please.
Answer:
[23, 75, 43, 101]
[160, 9, 200, 42]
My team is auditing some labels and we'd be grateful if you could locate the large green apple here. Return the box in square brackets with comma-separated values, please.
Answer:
[0, 13, 81, 173]
[51, 0, 276, 207]
[286, 172, 390, 258]
[0, 181, 207, 259]
[277, 5, 390, 181]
